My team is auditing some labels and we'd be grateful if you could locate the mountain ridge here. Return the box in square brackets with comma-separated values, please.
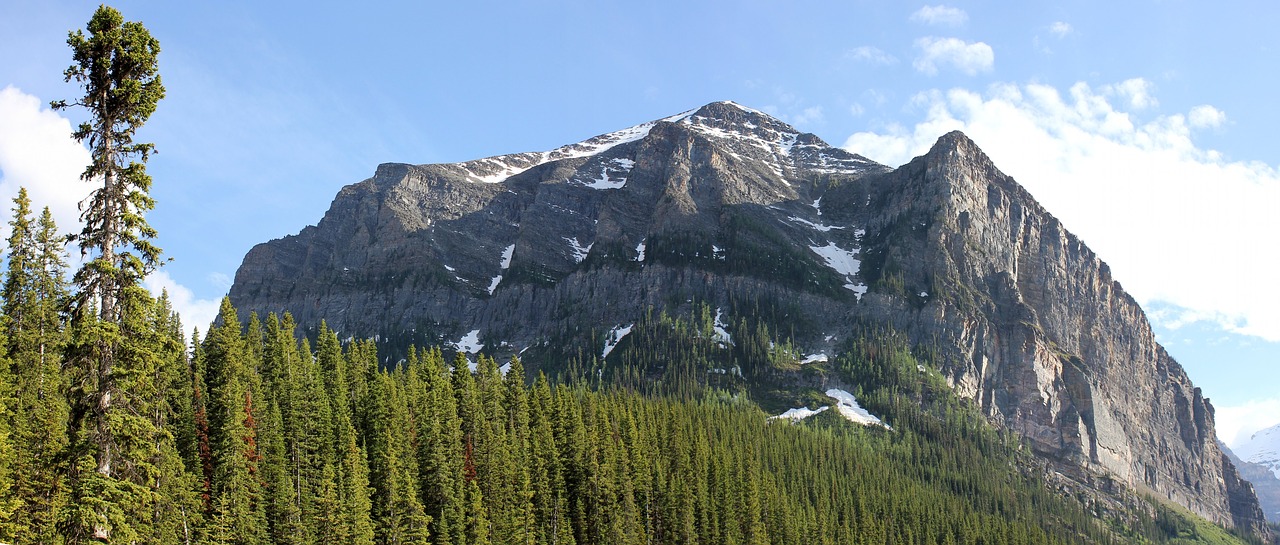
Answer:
[228, 101, 1270, 539]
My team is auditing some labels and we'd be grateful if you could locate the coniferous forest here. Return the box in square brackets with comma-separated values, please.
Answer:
[1, 5, 1276, 545]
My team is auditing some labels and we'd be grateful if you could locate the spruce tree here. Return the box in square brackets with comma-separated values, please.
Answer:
[52, 4, 165, 324]
[200, 299, 268, 545]
[1, 189, 72, 542]
[53, 6, 167, 541]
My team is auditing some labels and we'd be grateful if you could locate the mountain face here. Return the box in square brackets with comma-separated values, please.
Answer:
[1224, 439, 1280, 524]
[229, 101, 1269, 537]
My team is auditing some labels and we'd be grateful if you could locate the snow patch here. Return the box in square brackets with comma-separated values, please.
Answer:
[601, 324, 634, 360]
[712, 308, 734, 346]
[800, 353, 828, 365]
[788, 215, 842, 232]
[634, 240, 646, 262]
[564, 237, 592, 263]
[581, 157, 637, 190]
[810, 242, 867, 300]
[487, 275, 503, 294]
[499, 244, 515, 269]
[810, 242, 861, 277]
[453, 329, 483, 354]
[769, 406, 829, 422]
[825, 388, 888, 428]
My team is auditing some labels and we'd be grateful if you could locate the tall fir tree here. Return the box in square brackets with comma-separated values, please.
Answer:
[52, 5, 167, 542]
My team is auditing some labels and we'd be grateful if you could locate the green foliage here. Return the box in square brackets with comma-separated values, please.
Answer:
[53, 4, 166, 323]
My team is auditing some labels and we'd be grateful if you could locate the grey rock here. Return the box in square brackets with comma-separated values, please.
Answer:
[229, 102, 1269, 538]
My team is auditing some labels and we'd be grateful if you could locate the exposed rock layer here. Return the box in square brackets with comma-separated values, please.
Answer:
[230, 102, 1269, 537]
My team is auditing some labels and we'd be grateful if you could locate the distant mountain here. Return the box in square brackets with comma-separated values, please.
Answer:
[1238, 423, 1280, 480]
[230, 101, 1270, 538]
[1224, 439, 1280, 524]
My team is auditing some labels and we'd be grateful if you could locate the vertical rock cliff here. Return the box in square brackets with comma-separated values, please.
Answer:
[862, 131, 1269, 534]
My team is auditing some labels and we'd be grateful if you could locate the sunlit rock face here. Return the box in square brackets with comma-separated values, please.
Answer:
[230, 102, 1269, 537]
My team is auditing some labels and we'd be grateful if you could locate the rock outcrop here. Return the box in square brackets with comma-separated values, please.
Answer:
[856, 132, 1269, 534]
[229, 101, 1269, 538]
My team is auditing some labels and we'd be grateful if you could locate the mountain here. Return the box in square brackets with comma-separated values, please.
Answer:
[1238, 423, 1280, 480]
[229, 101, 1270, 538]
[1224, 439, 1280, 524]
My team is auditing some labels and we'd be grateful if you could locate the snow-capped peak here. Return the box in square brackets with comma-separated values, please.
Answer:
[451, 101, 879, 185]
[1236, 422, 1280, 479]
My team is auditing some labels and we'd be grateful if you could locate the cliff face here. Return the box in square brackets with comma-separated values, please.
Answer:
[857, 132, 1268, 534]
[229, 103, 1269, 537]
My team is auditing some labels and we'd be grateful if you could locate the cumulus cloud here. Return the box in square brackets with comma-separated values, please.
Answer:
[144, 270, 222, 333]
[910, 5, 968, 27]
[913, 37, 994, 76]
[847, 46, 898, 66]
[843, 79, 1280, 346]
[1188, 104, 1227, 129]
[0, 86, 91, 245]
[1217, 399, 1280, 449]
[1106, 77, 1157, 109]
[1048, 21, 1073, 38]
[1, 86, 219, 332]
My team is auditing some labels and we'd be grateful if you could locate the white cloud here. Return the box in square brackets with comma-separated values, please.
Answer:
[144, 270, 221, 333]
[842, 80, 1280, 343]
[209, 271, 233, 290]
[849, 103, 865, 117]
[792, 106, 824, 126]
[1188, 104, 1227, 129]
[1105, 77, 1157, 109]
[913, 37, 994, 76]
[1217, 399, 1280, 449]
[1049, 21, 1073, 38]
[847, 46, 897, 66]
[910, 5, 968, 27]
[0, 86, 91, 246]
[1, 86, 221, 335]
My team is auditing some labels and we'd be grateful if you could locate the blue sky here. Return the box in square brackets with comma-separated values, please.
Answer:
[1, 0, 1277, 446]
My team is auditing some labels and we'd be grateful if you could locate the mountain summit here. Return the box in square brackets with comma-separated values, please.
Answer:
[229, 101, 1269, 537]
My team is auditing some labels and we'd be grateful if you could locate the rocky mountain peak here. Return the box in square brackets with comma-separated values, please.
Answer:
[229, 101, 1271, 539]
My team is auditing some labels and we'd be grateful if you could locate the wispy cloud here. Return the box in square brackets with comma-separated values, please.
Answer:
[846, 46, 898, 66]
[842, 79, 1280, 346]
[1048, 21, 1073, 38]
[1217, 399, 1280, 449]
[910, 5, 968, 27]
[913, 37, 994, 76]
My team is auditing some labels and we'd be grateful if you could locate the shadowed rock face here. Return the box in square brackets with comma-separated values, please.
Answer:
[229, 101, 1270, 538]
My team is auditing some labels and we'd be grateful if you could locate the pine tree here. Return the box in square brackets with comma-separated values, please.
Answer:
[139, 292, 201, 544]
[0, 318, 18, 545]
[367, 371, 431, 544]
[1, 190, 72, 542]
[316, 324, 375, 545]
[200, 299, 268, 545]
[53, 6, 167, 541]
[52, 4, 165, 324]
[408, 348, 465, 545]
